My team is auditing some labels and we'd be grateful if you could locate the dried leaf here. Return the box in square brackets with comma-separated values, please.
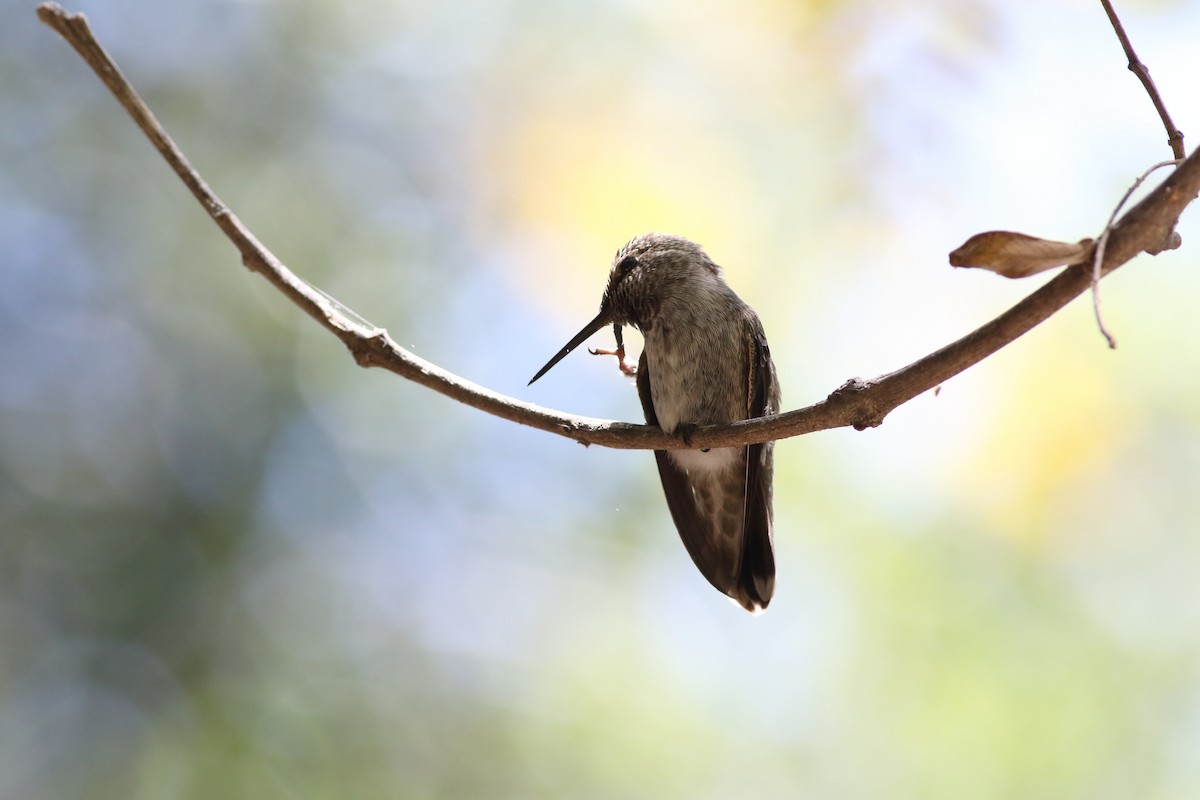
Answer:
[949, 231, 1094, 279]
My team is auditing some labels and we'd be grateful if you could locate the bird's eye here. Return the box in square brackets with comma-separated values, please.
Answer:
[616, 255, 638, 274]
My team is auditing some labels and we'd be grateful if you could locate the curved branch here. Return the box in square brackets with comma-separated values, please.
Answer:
[38, 2, 1200, 451]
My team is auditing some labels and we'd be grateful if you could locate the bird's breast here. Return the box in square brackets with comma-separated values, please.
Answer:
[643, 305, 748, 435]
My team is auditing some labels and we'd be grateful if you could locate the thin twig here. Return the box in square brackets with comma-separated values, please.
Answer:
[1090, 257, 1118, 350]
[1090, 159, 1181, 348]
[1100, 0, 1186, 160]
[36, 3, 1200, 451]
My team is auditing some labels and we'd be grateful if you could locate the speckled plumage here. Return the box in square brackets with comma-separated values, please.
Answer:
[530, 233, 781, 612]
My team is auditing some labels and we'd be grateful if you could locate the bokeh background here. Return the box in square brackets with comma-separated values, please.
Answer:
[4, 0, 1200, 797]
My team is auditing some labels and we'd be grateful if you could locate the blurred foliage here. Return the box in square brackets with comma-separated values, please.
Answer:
[2, 0, 1200, 798]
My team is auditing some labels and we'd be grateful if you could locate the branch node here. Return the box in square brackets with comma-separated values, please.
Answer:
[557, 421, 595, 447]
[830, 378, 870, 397]
[345, 329, 390, 368]
[350, 346, 375, 369]
[827, 378, 886, 431]
[1147, 230, 1182, 255]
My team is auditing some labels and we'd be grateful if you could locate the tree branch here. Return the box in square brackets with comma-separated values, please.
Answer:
[37, 2, 1200, 451]
[1100, 0, 1186, 160]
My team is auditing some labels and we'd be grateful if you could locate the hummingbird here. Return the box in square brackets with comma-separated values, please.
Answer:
[528, 233, 781, 612]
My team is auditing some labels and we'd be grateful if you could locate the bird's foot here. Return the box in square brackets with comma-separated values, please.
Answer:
[675, 422, 707, 451]
[589, 344, 637, 377]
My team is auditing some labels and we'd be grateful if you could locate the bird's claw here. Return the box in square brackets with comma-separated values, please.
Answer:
[676, 423, 699, 448]
[589, 344, 637, 377]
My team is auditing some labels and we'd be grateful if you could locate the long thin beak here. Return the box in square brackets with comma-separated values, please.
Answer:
[528, 310, 609, 385]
